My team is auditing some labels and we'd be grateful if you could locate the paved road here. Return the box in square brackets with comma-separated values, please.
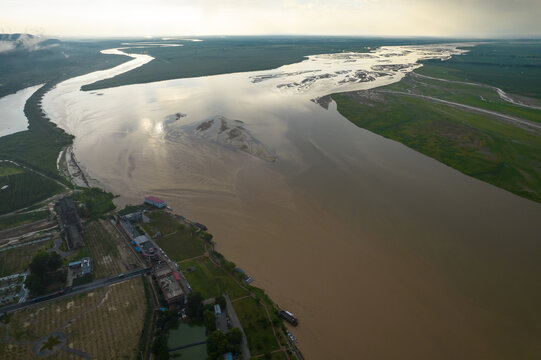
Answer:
[0, 267, 151, 314]
[224, 294, 251, 360]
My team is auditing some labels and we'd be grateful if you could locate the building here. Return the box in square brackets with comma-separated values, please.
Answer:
[56, 197, 83, 249]
[154, 264, 185, 304]
[145, 196, 166, 209]
[69, 257, 93, 278]
[133, 235, 159, 261]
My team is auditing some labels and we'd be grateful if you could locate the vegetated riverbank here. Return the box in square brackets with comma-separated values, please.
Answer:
[0, 53, 303, 358]
[332, 52, 541, 203]
[81, 36, 474, 91]
[0, 34, 131, 98]
[331, 54, 541, 358]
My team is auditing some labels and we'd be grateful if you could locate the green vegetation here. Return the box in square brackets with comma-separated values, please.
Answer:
[206, 328, 243, 360]
[71, 273, 93, 286]
[118, 204, 144, 216]
[156, 231, 205, 262]
[143, 211, 205, 261]
[0, 210, 50, 230]
[0, 163, 63, 215]
[25, 251, 64, 296]
[390, 73, 541, 124]
[151, 309, 179, 360]
[179, 258, 247, 300]
[417, 42, 541, 99]
[40, 335, 61, 351]
[332, 90, 541, 202]
[0, 82, 74, 184]
[143, 211, 179, 235]
[0, 34, 129, 98]
[81, 36, 457, 91]
[0, 240, 53, 277]
[232, 297, 280, 357]
[73, 187, 116, 219]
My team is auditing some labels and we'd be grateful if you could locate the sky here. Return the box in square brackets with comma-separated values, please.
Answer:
[1, 0, 540, 38]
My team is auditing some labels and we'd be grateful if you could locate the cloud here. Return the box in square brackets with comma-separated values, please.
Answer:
[0, 0, 540, 37]
[0, 33, 59, 53]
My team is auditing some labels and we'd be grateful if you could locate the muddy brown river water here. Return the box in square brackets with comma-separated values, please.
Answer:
[42, 44, 541, 359]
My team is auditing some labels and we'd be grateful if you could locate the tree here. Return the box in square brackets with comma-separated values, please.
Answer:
[186, 291, 204, 319]
[226, 328, 243, 354]
[207, 330, 229, 359]
[26, 251, 64, 295]
[203, 309, 216, 333]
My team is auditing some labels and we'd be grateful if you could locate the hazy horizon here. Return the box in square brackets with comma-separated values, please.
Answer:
[2, 0, 540, 38]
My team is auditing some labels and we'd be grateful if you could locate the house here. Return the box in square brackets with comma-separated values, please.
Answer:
[144, 196, 166, 208]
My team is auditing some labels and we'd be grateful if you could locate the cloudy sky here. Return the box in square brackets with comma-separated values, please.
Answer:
[1, 0, 540, 38]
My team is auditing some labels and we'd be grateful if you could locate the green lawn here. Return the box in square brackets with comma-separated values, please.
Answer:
[143, 211, 179, 235]
[179, 258, 247, 300]
[143, 211, 206, 261]
[156, 231, 205, 262]
[232, 297, 280, 357]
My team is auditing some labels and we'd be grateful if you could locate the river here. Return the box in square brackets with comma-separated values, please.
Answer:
[42, 44, 541, 359]
[0, 84, 43, 138]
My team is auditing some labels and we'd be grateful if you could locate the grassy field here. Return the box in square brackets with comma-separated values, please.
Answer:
[0, 210, 50, 230]
[1, 278, 147, 359]
[390, 73, 541, 123]
[179, 257, 247, 300]
[332, 89, 541, 203]
[143, 211, 206, 261]
[0, 240, 53, 277]
[232, 297, 280, 357]
[417, 42, 541, 99]
[0, 164, 64, 215]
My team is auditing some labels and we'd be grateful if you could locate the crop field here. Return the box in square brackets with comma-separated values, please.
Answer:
[1, 278, 146, 359]
[143, 211, 206, 261]
[76, 221, 122, 278]
[232, 297, 280, 357]
[0, 240, 53, 277]
[179, 257, 247, 300]
[0, 164, 63, 215]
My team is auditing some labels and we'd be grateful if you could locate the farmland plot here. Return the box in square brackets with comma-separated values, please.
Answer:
[1, 278, 147, 359]
[81, 221, 122, 278]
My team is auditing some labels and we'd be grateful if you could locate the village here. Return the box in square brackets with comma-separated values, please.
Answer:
[0, 192, 302, 360]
